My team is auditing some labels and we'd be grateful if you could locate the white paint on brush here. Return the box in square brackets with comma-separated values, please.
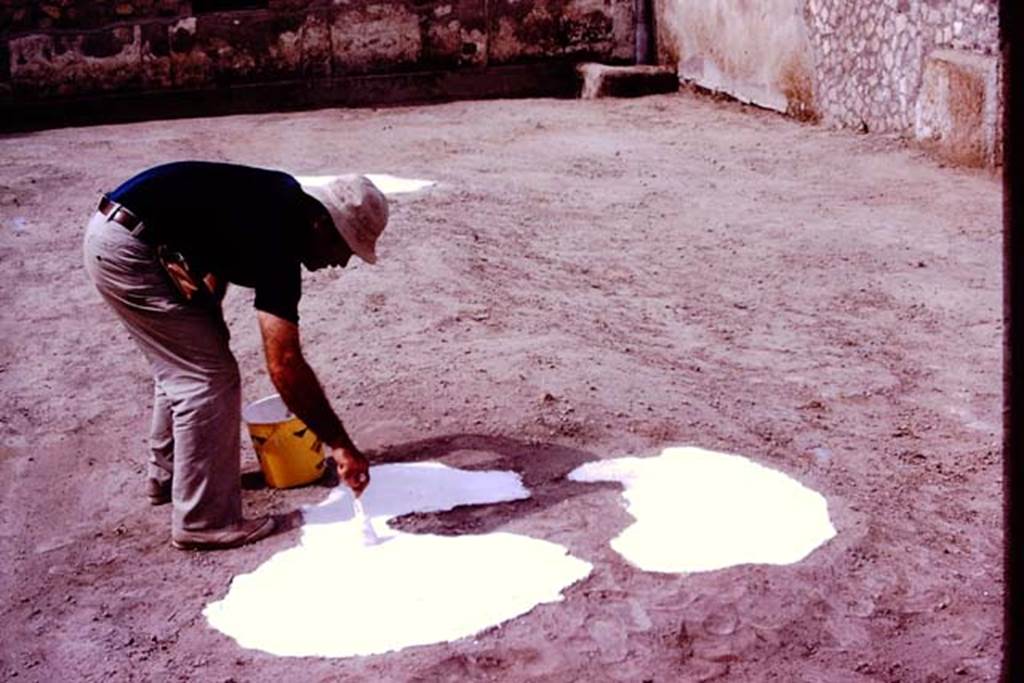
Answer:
[294, 174, 435, 195]
[204, 463, 592, 657]
[352, 497, 380, 546]
[568, 446, 836, 573]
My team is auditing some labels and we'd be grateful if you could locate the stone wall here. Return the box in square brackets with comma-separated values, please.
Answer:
[2, 1, 1004, 166]
[655, 0, 1002, 165]
[0, 0, 634, 113]
[807, 0, 999, 134]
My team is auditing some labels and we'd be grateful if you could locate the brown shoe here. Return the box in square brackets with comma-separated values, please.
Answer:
[171, 516, 277, 551]
[146, 478, 172, 506]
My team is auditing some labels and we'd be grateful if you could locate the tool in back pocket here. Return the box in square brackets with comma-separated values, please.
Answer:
[157, 246, 213, 305]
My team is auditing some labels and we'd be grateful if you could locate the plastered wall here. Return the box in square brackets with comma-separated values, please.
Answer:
[656, 0, 816, 120]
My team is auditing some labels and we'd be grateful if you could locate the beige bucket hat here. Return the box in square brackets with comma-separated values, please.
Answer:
[301, 175, 389, 264]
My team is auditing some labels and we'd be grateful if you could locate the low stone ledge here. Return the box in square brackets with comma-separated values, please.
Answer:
[0, 62, 581, 132]
[914, 49, 1000, 168]
[576, 62, 678, 99]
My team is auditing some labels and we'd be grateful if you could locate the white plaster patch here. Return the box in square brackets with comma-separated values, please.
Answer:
[204, 463, 592, 657]
[568, 446, 836, 573]
[294, 173, 435, 195]
[365, 174, 435, 195]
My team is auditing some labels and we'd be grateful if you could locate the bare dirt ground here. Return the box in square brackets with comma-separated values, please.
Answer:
[0, 92, 1003, 681]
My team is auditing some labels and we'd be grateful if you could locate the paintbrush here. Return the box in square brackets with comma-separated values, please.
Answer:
[353, 496, 380, 546]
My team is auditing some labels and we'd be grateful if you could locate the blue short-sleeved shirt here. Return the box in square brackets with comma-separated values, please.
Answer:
[108, 161, 314, 323]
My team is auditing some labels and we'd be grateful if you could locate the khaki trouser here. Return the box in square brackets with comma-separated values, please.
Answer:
[83, 211, 242, 534]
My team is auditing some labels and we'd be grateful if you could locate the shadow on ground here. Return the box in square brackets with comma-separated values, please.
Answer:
[252, 433, 618, 537]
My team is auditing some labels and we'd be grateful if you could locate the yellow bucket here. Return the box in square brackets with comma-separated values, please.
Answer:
[243, 395, 326, 489]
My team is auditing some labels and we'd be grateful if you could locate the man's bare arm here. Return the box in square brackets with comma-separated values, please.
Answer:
[257, 311, 369, 492]
[257, 311, 352, 448]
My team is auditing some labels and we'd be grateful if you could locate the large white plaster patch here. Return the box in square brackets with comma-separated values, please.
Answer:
[568, 446, 836, 573]
[204, 463, 593, 658]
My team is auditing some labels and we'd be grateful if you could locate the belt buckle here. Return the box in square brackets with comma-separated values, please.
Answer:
[132, 225, 150, 240]
[100, 195, 146, 238]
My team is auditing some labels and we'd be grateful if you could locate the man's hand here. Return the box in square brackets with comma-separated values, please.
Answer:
[332, 445, 370, 496]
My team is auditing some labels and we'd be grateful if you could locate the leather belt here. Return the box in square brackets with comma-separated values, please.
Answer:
[98, 195, 154, 242]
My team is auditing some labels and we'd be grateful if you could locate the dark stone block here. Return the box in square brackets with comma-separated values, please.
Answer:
[489, 0, 629, 64]
[269, 12, 304, 35]
[10, 27, 142, 98]
[81, 31, 127, 59]
[157, 0, 188, 17]
[269, 0, 333, 11]
[142, 22, 174, 88]
[193, 0, 269, 13]
[142, 22, 171, 58]
[51, 37, 70, 57]
[494, 0, 534, 23]
[5, 0, 183, 31]
[559, 11, 614, 47]
[298, 10, 332, 78]
[0, 2, 35, 32]
[417, 0, 488, 69]
[170, 23, 196, 53]
[183, 11, 305, 84]
[0, 41, 10, 84]
[330, 1, 424, 75]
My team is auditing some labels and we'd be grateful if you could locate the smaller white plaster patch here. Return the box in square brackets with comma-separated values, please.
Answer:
[568, 447, 837, 573]
[205, 463, 592, 658]
[294, 173, 435, 195]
